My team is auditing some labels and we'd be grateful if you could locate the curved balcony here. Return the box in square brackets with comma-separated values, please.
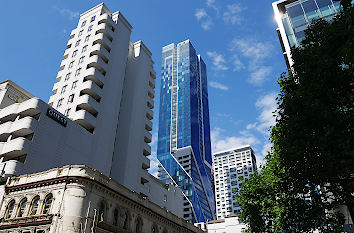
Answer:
[77, 94, 99, 117]
[148, 86, 155, 99]
[83, 67, 105, 88]
[0, 160, 25, 178]
[52, 81, 61, 95]
[142, 156, 150, 170]
[0, 121, 12, 142]
[90, 44, 110, 63]
[143, 143, 151, 156]
[145, 119, 152, 132]
[72, 109, 96, 133]
[0, 99, 40, 122]
[97, 13, 115, 32]
[80, 80, 102, 101]
[70, 28, 77, 38]
[0, 137, 30, 158]
[95, 22, 113, 42]
[87, 55, 108, 76]
[146, 108, 153, 120]
[56, 70, 64, 82]
[10, 116, 38, 138]
[92, 33, 112, 53]
[147, 98, 154, 109]
[144, 130, 152, 143]
[140, 170, 150, 184]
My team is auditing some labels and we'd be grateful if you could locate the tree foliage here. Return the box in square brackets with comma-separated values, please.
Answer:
[237, 3, 354, 233]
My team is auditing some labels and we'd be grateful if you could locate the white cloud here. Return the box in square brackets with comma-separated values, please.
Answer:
[201, 18, 214, 30]
[207, 51, 228, 71]
[54, 6, 79, 20]
[230, 38, 274, 85]
[247, 92, 277, 135]
[206, 0, 220, 14]
[249, 66, 272, 85]
[211, 128, 260, 153]
[223, 3, 246, 25]
[209, 81, 229, 91]
[195, 8, 213, 30]
[195, 8, 207, 20]
[230, 38, 272, 63]
[231, 54, 245, 71]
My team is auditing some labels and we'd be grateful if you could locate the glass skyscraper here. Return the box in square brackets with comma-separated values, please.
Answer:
[273, 0, 352, 68]
[157, 40, 215, 223]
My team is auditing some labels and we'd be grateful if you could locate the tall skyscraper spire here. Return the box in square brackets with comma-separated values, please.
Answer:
[157, 40, 215, 223]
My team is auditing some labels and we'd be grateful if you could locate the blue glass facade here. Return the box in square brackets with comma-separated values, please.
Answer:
[157, 40, 215, 223]
[279, 0, 352, 47]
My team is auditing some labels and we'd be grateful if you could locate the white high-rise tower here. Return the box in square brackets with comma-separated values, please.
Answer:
[0, 3, 183, 215]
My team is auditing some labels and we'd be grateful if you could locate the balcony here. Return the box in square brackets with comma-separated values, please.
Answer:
[146, 108, 153, 120]
[148, 86, 155, 99]
[140, 170, 150, 184]
[80, 80, 102, 101]
[92, 33, 112, 53]
[142, 156, 150, 170]
[0, 121, 12, 142]
[70, 28, 77, 39]
[97, 13, 115, 32]
[90, 44, 110, 63]
[0, 160, 25, 178]
[72, 109, 96, 133]
[150, 71, 156, 79]
[0, 137, 31, 159]
[10, 117, 38, 138]
[52, 82, 61, 95]
[145, 119, 152, 132]
[147, 98, 154, 109]
[87, 55, 108, 76]
[144, 130, 152, 143]
[148, 80, 155, 89]
[95, 22, 113, 42]
[0, 99, 40, 122]
[143, 143, 151, 156]
[76, 94, 99, 117]
[83, 67, 105, 88]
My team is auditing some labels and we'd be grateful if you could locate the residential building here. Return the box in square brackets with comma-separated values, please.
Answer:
[0, 3, 184, 217]
[213, 145, 256, 220]
[156, 40, 215, 223]
[0, 165, 203, 233]
[272, 0, 345, 68]
[195, 215, 246, 233]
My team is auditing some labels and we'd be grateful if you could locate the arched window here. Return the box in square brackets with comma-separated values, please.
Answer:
[135, 216, 142, 233]
[98, 201, 105, 221]
[123, 212, 129, 230]
[29, 196, 40, 216]
[5, 200, 15, 219]
[113, 208, 119, 226]
[42, 194, 53, 214]
[17, 198, 27, 217]
[151, 224, 158, 233]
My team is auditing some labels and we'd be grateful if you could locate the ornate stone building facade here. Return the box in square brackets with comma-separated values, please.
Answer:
[0, 166, 203, 233]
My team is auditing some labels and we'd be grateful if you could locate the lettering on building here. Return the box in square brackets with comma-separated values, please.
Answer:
[46, 108, 67, 127]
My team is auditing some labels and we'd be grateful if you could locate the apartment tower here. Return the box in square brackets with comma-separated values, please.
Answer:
[157, 40, 215, 223]
[213, 145, 257, 220]
[0, 3, 184, 215]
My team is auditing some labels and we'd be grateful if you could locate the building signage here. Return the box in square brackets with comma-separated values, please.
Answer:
[46, 108, 67, 127]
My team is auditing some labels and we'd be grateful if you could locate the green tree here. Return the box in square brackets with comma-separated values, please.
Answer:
[237, 3, 354, 232]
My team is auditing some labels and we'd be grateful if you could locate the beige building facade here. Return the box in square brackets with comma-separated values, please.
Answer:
[0, 165, 203, 233]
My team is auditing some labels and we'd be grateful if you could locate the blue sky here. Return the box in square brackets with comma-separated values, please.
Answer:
[0, 0, 285, 176]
